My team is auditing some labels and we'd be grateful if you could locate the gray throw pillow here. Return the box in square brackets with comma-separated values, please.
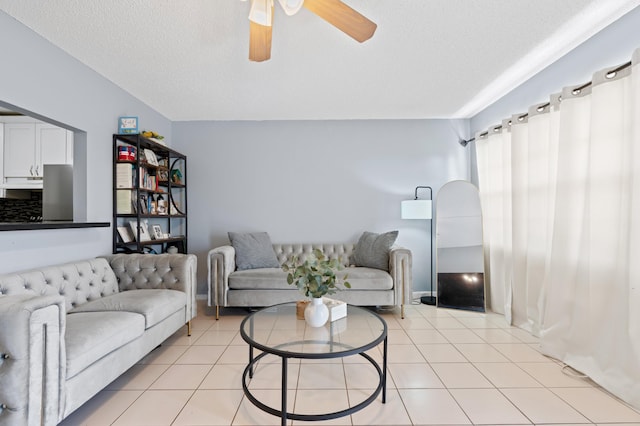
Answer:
[353, 231, 399, 271]
[228, 232, 281, 270]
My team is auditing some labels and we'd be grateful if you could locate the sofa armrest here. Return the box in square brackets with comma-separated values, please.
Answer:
[102, 253, 198, 322]
[207, 245, 236, 311]
[0, 294, 66, 426]
[389, 246, 413, 306]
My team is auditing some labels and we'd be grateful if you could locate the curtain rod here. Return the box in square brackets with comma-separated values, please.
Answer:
[572, 60, 632, 94]
[460, 60, 634, 146]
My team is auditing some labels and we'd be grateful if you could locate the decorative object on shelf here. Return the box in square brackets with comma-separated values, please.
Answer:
[170, 198, 184, 215]
[141, 130, 166, 145]
[282, 248, 351, 327]
[401, 185, 435, 305]
[304, 297, 329, 327]
[171, 169, 183, 184]
[118, 146, 136, 161]
[118, 116, 138, 134]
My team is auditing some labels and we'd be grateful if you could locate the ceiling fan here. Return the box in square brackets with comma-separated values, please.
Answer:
[242, 0, 377, 62]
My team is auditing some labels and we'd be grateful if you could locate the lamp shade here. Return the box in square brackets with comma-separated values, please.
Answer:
[249, 0, 273, 26]
[401, 200, 432, 219]
[278, 0, 304, 15]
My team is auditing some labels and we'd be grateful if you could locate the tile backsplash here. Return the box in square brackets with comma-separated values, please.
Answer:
[0, 194, 42, 222]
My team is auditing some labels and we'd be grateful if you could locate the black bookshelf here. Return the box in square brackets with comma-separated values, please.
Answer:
[112, 134, 188, 254]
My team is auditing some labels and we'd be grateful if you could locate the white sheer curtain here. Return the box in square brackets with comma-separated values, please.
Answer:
[477, 122, 513, 322]
[476, 47, 640, 409]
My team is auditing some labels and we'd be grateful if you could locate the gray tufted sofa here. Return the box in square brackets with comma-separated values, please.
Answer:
[0, 253, 197, 426]
[208, 243, 412, 319]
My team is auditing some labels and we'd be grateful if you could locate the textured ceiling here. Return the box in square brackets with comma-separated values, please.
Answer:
[0, 0, 638, 121]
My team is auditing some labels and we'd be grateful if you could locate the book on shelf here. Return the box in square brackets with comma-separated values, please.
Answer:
[116, 163, 134, 188]
[138, 166, 158, 191]
[116, 190, 136, 214]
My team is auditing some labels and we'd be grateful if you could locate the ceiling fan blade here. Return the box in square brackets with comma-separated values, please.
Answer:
[248, 0, 273, 62]
[249, 20, 272, 62]
[303, 0, 377, 43]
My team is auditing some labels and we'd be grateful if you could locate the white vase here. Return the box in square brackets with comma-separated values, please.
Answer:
[304, 297, 329, 327]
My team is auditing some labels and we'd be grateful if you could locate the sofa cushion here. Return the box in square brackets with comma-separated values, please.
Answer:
[353, 231, 398, 271]
[343, 267, 394, 290]
[65, 311, 145, 379]
[229, 232, 281, 270]
[229, 268, 291, 290]
[229, 266, 392, 291]
[69, 289, 186, 329]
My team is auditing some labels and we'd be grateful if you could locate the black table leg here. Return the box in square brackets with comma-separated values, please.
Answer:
[282, 357, 288, 426]
[249, 317, 254, 378]
[383, 336, 387, 403]
[249, 345, 254, 378]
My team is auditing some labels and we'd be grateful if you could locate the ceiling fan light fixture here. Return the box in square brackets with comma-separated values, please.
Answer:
[278, 0, 305, 16]
[249, 0, 274, 26]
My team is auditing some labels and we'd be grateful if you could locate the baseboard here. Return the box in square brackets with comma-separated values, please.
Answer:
[412, 291, 434, 299]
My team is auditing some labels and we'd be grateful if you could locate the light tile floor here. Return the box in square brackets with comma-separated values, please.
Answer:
[60, 301, 640, 426]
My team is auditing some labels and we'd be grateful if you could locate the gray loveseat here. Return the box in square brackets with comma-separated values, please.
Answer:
[0, 253, 197, 426]
[208, 242, 412, 319]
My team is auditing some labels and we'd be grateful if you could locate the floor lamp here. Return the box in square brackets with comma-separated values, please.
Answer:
[401, 186, 436, 305]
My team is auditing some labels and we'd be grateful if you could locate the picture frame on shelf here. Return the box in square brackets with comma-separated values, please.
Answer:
[157, 169, 169, 182]
[156, 194, 167, 215]
[151, 224, 163, 240]
[143, 149, 159, 166]
[139, 194, 149, 214]
[129, 220, 151, 241]
[117, 226, 134, 243]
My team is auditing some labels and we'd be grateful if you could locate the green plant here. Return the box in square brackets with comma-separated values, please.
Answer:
[282, 248, 351, 299]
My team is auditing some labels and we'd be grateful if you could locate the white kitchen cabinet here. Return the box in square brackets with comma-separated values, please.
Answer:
[37, 123, 73, 171]
[3, 122, 36, 178]
[2, 119, 73, 181]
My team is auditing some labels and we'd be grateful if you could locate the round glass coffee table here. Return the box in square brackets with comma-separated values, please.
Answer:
[240, 302, 388, 426]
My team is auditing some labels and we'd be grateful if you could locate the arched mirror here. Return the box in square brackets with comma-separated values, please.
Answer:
[436, 180, 485, 312]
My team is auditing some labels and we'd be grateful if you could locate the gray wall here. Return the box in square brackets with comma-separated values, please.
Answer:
[0, 11, 171, 273]
[5, 3, 637, 293]
[173, 119, 470, 294]
[472, 5, 640, 133]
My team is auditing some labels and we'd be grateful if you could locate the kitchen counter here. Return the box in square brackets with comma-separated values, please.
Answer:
[0, 221, 109, 231]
